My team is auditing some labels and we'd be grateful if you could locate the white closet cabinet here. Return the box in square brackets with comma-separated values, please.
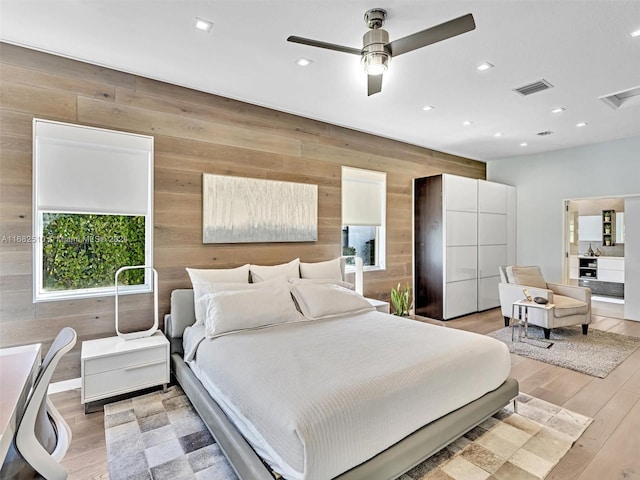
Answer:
[444, 176, 478, 319]
[414, 174, 516, 320]
[477, 180, 516, 310]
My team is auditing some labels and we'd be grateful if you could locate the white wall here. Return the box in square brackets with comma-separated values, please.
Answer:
[486, 136, 640, 284]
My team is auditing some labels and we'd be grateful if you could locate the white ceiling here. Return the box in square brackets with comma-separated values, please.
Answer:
[2, 1, 639, 161]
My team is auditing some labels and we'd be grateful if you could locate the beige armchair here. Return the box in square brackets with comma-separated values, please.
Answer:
[498, 266, 591, 339]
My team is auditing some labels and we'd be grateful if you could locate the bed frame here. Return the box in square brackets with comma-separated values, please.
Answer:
[165, 288, 519, 480]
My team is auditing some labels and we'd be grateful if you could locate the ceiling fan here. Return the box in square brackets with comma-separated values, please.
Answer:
[287, 9, 476, 96]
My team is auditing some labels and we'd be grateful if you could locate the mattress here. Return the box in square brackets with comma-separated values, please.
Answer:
[185, 311, 511, 480]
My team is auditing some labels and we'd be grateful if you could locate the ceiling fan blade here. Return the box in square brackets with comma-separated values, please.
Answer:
[387, 13, 475, 57]
[287, 36, 361, 55]
[368, 74, 383, 96]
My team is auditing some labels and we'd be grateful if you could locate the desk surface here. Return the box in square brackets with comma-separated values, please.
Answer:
[0, 344, 41, 463]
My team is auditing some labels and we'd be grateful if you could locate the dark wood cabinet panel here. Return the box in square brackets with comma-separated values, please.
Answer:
[414, 176, 444, 319]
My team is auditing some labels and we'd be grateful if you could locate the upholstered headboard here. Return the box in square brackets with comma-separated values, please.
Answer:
[165, 289, 195, 354]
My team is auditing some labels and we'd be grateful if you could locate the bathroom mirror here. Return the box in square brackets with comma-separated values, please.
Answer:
[578, 215, 600, 241]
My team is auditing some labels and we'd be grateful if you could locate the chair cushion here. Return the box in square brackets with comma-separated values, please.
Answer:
[511, 266, 547, 289]
[553, 294, 589, 318]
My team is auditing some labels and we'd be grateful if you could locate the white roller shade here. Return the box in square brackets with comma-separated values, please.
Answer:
[342, 166, 385, 226]
[34, 120, 153, 215]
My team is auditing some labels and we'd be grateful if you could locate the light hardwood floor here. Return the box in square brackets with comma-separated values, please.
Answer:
[591, 298, 625, 319]
[52, 308, 640, 480]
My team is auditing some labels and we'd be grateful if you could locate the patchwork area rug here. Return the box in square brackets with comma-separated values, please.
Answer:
[105, 386, 592, 480]
[488, 325, 640, 378]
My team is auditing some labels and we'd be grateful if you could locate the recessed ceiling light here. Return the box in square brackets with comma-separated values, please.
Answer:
[422, 105, 434, 111]
[194, 17, 213, 32]
[477, 62, 494, 72]
[576, 122, 588, 127]
[295, 57, 313, 67]
[551, 107, 565, 114]
[494, 132, 503, 137]
[520, 142, 528, 147]
[631, 28, 640, 38]
[462, 120, 473, 126]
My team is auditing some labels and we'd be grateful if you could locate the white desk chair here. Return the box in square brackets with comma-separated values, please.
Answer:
[0, 327, 77, 480]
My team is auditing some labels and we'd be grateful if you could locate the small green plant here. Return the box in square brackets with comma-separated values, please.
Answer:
[342, 246, 356, 264]
[390, 283, 412, 316]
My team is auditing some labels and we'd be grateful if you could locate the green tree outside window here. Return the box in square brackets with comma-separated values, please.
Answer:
[42, 213, 145, 291]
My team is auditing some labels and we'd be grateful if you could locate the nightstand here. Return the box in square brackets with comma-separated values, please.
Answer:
[366, 298, 390, 314]
[81, 331, 169, 412]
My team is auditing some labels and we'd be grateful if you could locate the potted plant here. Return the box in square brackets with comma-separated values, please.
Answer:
[390, 283, 412, 316]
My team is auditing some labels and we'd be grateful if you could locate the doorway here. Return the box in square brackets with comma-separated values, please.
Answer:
[564, 196, 626, 318]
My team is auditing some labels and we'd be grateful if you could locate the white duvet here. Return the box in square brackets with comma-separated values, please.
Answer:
[185, 311, 511, 480]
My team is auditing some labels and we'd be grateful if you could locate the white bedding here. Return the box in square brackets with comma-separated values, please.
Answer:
[185, 311, 511, 480]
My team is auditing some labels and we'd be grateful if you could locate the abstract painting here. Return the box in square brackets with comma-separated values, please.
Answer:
[203, 174, 318, 243]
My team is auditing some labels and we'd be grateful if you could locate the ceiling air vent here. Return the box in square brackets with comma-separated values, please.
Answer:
[599, 85, 640, 109]
[537, 130, 554, 136]
[513, 79, 554, 96]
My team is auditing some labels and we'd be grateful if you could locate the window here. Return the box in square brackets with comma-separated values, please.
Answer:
[33, 119, 153, 302]
[341, 166, 386, 270]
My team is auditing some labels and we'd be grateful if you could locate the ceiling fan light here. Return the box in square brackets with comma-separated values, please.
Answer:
[362, 52, 389, 76]
[366, 64, 387, 76]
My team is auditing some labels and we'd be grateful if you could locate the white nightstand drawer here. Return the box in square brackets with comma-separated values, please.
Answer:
[84, 346, 166, 375]
[81, 332, 169, 408]
[84, 360, 168, 402]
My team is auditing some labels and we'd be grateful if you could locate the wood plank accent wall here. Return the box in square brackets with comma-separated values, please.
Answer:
[0, 43, 485, 381]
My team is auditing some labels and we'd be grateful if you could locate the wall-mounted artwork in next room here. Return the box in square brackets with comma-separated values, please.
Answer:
[202, 174, 318, 244]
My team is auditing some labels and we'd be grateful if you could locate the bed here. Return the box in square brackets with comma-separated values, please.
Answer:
[165, 276, 518, 480]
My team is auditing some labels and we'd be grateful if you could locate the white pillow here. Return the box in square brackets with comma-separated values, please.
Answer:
[193, 279, 283, 325]
[289, 277, 354, 290]
[203, 285, 305, 339]
[186, 264, 250, 284]
[299, 258, 342, 280]
[250, 258, 300, 282]
[186, 265, 250, 324]
[290, 283, 374, 320]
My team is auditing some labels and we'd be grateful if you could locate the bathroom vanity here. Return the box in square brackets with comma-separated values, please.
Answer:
[569, 255, 624, 297]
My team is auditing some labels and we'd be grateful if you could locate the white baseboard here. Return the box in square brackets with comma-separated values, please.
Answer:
[49, 377, 81, 394]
